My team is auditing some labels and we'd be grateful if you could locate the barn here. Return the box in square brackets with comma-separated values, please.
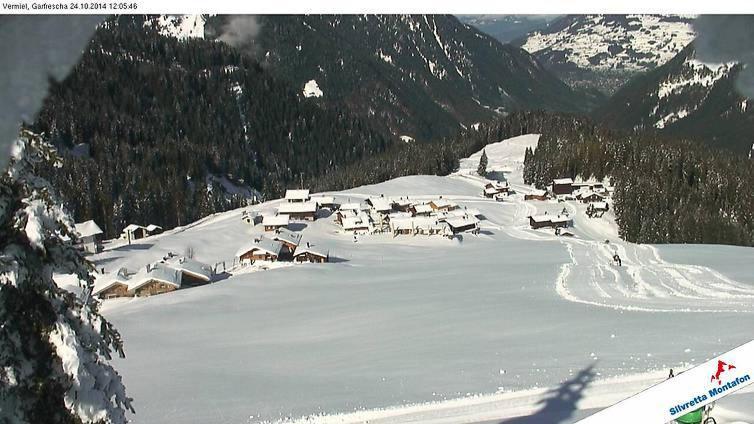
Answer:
[122, 224, 148, 241]
[128, 264, 182, 297]
[293, 243, 329, 263]
[277, 202, 317, 221]
[445, 215, 479, 234]
[552, 178, 574, 195]
[74, 220, 104, 254]
[236, 237, 283, 263]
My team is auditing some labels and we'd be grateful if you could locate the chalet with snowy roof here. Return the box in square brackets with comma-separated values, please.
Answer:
[293, 242, 329, 263]
[524, 189, 548, 201]
[390, 197, 413, 212]
[483, 182, 509, 198]
[74, 220, 104, 254]
[366, 197, 393, 215]
[166, 257, 214, 287]
[312, 196, 338, 210]
[129, 263, 182, 297]
[341, 214, 371, 234]
[529, 214, 572, 230]
[429, 198, 457, 212]
[390, 216, 447, 236]
[262, 214, 290, 231]
[93, 268, 131, 299]
[285, 189, 310, 203]
[577, 191, 605, 203]
[272, 227, 302, 255]
[122, 224, 148, 241]
[552, 178, 574, 195]
[236, 237, 283, 263]
[445, 215, 480, 234]
[145, 224, 163, 236]
[411, 203, 434, 216]
[277, 201, 317, 221]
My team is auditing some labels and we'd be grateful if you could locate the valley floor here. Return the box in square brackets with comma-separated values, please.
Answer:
[82, 135, 754, 423]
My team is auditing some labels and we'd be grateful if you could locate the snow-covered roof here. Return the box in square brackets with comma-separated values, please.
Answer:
[550, 216, 572, 224]
[388, 211, 412, 220]
[593, 201, 609, 210]
[146, 224, 163, 232]
[412, 204, 434, 214]
[390, 217, 415, 231]
[527, 189, 547, 197]
[312, 196, 335, 205]
[484, 187, 499, 195]
[367, 197, 393, 212]
[273, 228, 302, 247]
[530, 215, 552, 223]
[123, 224, 145, 232]
[92, 270, 129, 295]
[578, 190, 604, 199]
[262, 215, 290, 226]
[553, 178, 574, 185]
[128, 264, 182, 291]
[339, 202, 364, 211]
[445, 215, 479, 230]
[430, 199, 453, 209]
[293, 244, 329, 258]
[277, 202, 317, 214]
[285, 189, 310, 201]
[74, 220, 103, 238]
[390, 197, 412, 207]
[342, 215, 371, 231]
[235, 237, 283, 258]
[464, 208, 482, 217]
[166, 257, 213, 282]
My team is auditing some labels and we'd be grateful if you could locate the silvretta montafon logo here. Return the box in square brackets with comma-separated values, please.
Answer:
[711, 360, 736, 385]
[669, 359, 751, 416]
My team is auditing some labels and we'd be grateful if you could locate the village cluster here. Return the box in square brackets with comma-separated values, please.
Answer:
[524, 177, 612, 236]
[69, 175, 613, 301]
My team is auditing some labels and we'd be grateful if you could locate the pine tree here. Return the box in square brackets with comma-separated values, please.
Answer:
[477, 149, 488, 177]
[0, 130, 133, 423]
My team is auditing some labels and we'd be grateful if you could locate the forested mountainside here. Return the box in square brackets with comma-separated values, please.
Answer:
[594, 44, 754, 154]
[201, 14, 600, 141]
[31, 16, 393, 238]
[514, 14, 695, 95]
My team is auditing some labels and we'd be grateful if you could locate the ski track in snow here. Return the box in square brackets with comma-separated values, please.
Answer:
[458, 134, 754, 314]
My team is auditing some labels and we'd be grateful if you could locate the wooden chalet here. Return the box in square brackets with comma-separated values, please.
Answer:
[277, 201, 317, 221]
[529, 214, 572, 229]
[236, 237, 283, 262]
[241, 210, 262, 225]
[122, 224, 148, 241]
[262, 214, 290, 231]
[285, 189, 310, 203]
[524, 189, 548, 201]
[366, 197, 394, 215]
[483, 182, 509, 198]
[128, 264, 182, 297]
[145, 224, 163, 236]
[92, 268, 131, 299]
[411, 203, 434, 216]
[445, 215, 479, 234]
[577, 191, 605, 203]
[272, 227, 302, 255]
[341, 214, 371, 234]
[552, 178, 575, 195]
[592, 201, 609, 212]
[293, 242, 329, 263]
[429, 198, 457, 212]
[391, 197, 413, 213]
[74, 220, 104, 254]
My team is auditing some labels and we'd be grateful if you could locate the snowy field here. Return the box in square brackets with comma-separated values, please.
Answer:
[77, 135, 754, 423]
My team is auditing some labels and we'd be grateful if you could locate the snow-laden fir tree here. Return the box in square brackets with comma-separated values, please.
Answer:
[0, 130, 133, 423]
[477, 149, 488, 177]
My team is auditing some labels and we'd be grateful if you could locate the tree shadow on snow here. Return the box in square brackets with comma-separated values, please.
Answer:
[327, 256, 349, 263]
[498, 363, 596, 424]
[479, 230, 495, 236]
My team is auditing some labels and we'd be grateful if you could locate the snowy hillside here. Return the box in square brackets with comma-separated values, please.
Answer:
[64, 135, 754, 423]
[145, 15, 206, 39]
[515, 15, 695, 93]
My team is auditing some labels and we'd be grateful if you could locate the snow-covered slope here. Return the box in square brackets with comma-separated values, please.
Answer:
[145, 15, 206, 40]
[515, 15, 696, 93]
[72, 135, 754, 424]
